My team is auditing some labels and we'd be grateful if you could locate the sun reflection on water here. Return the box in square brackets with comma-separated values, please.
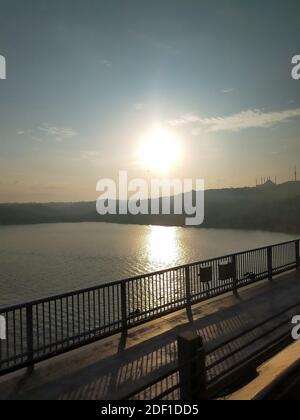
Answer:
[147, 225, 181, 269]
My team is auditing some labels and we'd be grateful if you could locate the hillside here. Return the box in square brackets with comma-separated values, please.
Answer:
[0, 181, 300, 233]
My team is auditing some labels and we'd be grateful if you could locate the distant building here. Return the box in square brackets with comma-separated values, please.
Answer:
[255, 168, 299, 188]
[256, 178, 277, 189]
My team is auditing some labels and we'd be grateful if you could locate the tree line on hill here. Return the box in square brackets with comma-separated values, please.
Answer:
[0, 182, 300, 234]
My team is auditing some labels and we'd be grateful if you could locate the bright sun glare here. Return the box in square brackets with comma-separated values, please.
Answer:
[139, 127, 180, 172]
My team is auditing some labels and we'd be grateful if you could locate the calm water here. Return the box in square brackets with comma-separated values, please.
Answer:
[0, 223, 297, 306]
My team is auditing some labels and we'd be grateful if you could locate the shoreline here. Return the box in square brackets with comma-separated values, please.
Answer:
[0, 219, 300, 236]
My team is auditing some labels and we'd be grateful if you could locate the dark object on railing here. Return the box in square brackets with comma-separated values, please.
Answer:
[198, 267, 212, 283]
[128, 309, 141, 318]
[0, 238, 299, 377]
[219, 262, 235, 281]
[178, 331, 206, 400]
[244, 272, 256, 281]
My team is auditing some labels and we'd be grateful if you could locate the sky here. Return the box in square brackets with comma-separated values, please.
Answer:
[0, 0, 300, 202]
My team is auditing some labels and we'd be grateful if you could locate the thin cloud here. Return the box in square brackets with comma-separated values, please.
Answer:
[80, 150, 106, 165]
[80, 150, 99, 160]
[131, 31, 179, 56]
[99, 59, 112, 67]
[169, 108, 300, 133]
[80, 150, 124, 166]
[18, 124, 78, 142]
[17, 129, 33, 135]
[134, 103, 146, 111]
[38, 124, 77, 141]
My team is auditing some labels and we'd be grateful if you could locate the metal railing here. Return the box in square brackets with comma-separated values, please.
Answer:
[0, 238, 299, 376]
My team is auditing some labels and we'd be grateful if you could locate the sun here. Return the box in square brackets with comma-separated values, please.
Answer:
[139, 127, 180, 172]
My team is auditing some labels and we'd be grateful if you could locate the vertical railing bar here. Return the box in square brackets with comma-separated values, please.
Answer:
[88, 292, 91, 338]
[20, 308, 24, 363]
[26, 305, 34, 367]
[48, 301, 52, 348]
[60, 298, 63, 348]
[97, 289, 101, 332]
[65, 297, 69, 344]
[13, 310, 16, 362]
[54, 299, 58, 351]
[185, 266, 191, 308]
[35, 305, 39, 356]
[121, 281, 127, 332]
[42, 303, 45, 352]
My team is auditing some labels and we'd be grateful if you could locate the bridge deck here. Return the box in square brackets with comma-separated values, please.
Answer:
[0, 270, 300, 400]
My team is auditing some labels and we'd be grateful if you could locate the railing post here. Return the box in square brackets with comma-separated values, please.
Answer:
[178, 331, 206, 400]
[26, 304, 34, 368]
[185, 266, 191, 307]
[232, 254, 238, 294]
[121, 281, 128, 331]
[296, 240, 300, 270]
[267, 246, 273, 280]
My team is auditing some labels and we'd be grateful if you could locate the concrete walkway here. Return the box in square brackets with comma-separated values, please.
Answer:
[1, 270, 300, 400]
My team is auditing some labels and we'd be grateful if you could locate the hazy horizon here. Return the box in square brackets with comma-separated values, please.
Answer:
[0, 178, 299, 204]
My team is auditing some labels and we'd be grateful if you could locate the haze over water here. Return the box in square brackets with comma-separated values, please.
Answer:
[0, 223, 297, 307]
